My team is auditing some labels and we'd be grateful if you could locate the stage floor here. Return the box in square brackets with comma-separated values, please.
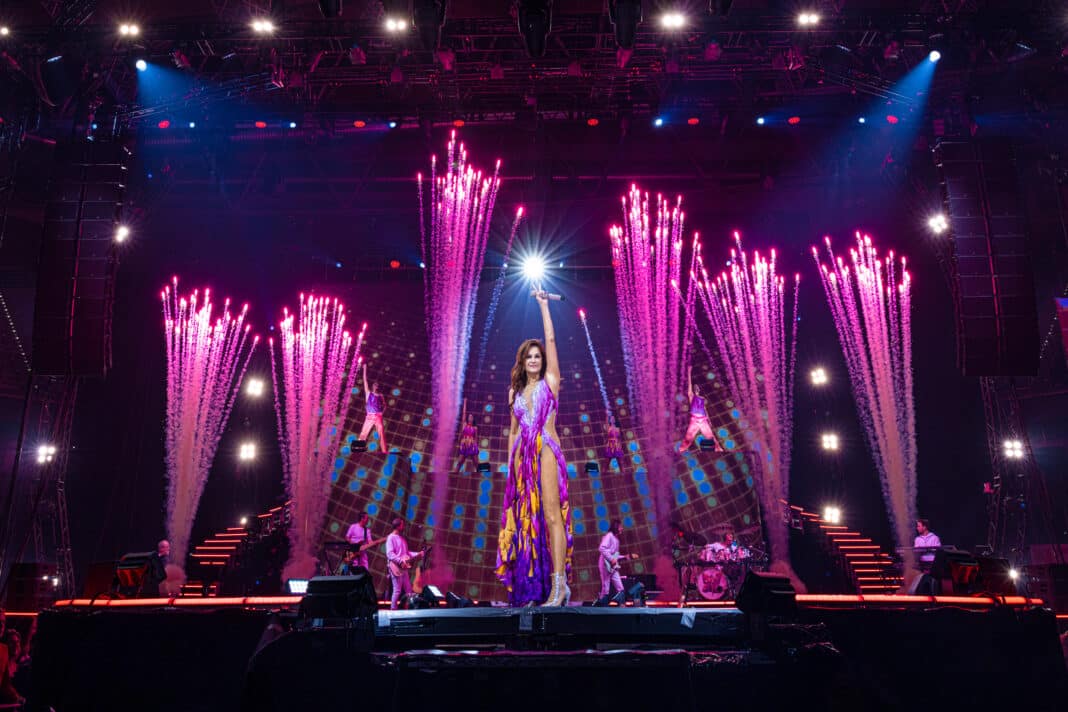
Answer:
[28, 594, 1068, 711]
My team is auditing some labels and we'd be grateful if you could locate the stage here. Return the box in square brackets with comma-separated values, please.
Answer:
[25, 593, 1067, 711]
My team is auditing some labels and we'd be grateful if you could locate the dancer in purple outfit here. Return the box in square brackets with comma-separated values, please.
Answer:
[604, 414, 625, 468]
[457, 398, 479, 472]
[358, 364, 388, 452]
[678, 367, 724, 453]
[496, 291, 573, 606]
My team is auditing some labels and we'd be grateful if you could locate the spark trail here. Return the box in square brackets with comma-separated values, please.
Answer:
[475, 208, 524, 378]
[578, 309, 611, 416]
[162, 279, 257, 570]
[418, 133, 504, 584]
[813, 233, 917, 571]
[693, 233, 801, 587]
[270, 295, 365, 580]
[610, 186, 686, 542]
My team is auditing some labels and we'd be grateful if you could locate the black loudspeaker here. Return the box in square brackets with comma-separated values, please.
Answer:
[735, 571, 797, 616]
[1024, 564, 1068, 612]
[476, 462, 491, 473]
[933, 139, 1039, 376]
[446, 591, 473, 608]
[929, 547, 980, 593]
[299, 573, 378, 620]
[32, 141, 129, 376]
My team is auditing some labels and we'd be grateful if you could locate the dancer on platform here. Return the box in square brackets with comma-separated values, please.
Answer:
[604, 414, 625, 470]
[496, 291, 573, 607]
[457, 398, 479, 472]
[678, 367, 724, 454]
[359, 364, 388, 452]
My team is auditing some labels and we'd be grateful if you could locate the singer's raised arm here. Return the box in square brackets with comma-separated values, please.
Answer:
[537, 293, 560, 394]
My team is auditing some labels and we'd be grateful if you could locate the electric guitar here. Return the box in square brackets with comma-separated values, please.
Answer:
[388, 546, 432, 578]
[606, 552, 640, 573]
[347, 534, 391, 553]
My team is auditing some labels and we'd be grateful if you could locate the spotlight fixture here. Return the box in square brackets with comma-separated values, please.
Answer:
[388, 120, 398, 128]
[382, 0, 409, 33]
[521, 255, 547, 282]
[384, 17, 407, 32]
[787, 116, 801, 125]
[797, 13, 819, 26]
[857, 117, 866, 124]
[135, 59, 148, 71]
[413, 0, 446, 50]
[1008, 568, 1019, 581]
[354, 120, 367, 128]
[608, 0, 640, 50]
[36, 444, 57, 464]
[687, 117, 699, 125]
[1003, 439, 1024, 460]
[240, 516, 249, 526]
[822, 506, 842, 524]
[188, 121, 196, 128]
[659, 12, 685, 30]
[0, 26, 10, 37]
[653, 117, 664, 127]
[114, 225, 131, 243]
[516, 0, 552, 58]
[289, 121, 298, 128]
[251, 19, 276, 34]
[119, 23, 140, 37]
[928, 50, 941, 63]
[756, 116, 765, 125]
[820, 432, 840, 451]
[245, 378, 265, 397]
[927, 213, 949, 234]
[809, 367, 828, 386]
[239, 442, 257, 461]
[587, 117, 599, 127]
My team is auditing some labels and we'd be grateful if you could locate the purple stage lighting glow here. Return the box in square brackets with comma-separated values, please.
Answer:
[812, 233, 916, 572]
[695, 233, 801, 587]
[418, 133, 505, 586]
[162, 279, 257, 572]
[270, 296, 366, 580]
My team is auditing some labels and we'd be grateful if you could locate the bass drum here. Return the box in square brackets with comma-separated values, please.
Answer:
[696, 566, 729, 600]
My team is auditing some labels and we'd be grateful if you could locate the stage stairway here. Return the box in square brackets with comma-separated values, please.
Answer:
[791, 505, 903, 595]
[181, 503, 290, 597]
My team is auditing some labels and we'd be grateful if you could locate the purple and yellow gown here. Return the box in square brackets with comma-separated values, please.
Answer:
[496, 379, 573, 606]
[459, 423, 478, 457]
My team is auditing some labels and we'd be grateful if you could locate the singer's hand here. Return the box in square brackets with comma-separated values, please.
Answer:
[532, 290, 549, 305]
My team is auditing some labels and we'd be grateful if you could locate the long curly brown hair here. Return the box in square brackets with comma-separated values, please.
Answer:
[509, 338, 546, 408]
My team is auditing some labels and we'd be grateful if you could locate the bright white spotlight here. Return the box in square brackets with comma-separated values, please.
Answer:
[820, 433, 840, 451]
[1008, 568, 1019, 581]
[114, 225, 130, 243]
[239, 442, 257, 461]
[927, 213, 949, 234]
[798, 13, 820, 26]
[756, 116, 766, 125]
[188, 121, 196, 128]
[809, 367, 828, 386]
[119, 23, 140, 37]
[521, 255, 547, 283]
[385, 17, 408, 32]
[928, 50, 941, 63]
[240, 516, 249, 526]
[822, 506, 842, 524]
[245, 377, 265, 398]
[251, 19, 275, 34]
[36, 444, 57, 464]
[1003, 439, 1024, 460]
[858, 117, 866, 124]
[659, 13, 686, 30]
[0, 27, 10, 37]
[135, 59, 147, 72]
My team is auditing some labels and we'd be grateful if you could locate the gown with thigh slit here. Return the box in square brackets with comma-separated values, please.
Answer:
[495, 379, 573, 606]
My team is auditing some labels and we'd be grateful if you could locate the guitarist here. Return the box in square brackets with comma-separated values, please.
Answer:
[598, 519, 634, 600]
[386, 518, 426, 610]
[345, 511, 382, 570]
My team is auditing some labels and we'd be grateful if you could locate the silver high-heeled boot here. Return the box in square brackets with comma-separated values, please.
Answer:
[542, 573, 571, 607]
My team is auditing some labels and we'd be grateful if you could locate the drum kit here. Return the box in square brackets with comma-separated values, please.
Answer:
[672, 523, 766, 603]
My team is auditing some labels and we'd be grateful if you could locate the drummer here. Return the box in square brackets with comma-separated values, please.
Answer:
[709, 531, 739, 561]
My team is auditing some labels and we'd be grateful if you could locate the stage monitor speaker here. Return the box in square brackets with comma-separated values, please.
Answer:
[929, 547, 980, 593]
[446, 591, 474, 608]
[476, 462, 491, 473]
[584, 461, 599, 473]
[699, 439, 719, 451]
[31, 141, 129, 376]
[933, 138, 1039, 376]
[299, 573, 378, 621]
[736, 571, 797, 616]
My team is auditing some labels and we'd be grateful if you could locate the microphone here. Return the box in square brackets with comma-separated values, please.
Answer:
[531, 290, 566, 302]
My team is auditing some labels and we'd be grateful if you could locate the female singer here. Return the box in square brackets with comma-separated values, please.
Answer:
[359, 364, 388, 452]
[457, 398, 479, 472]
[496, 291, 573, 606]
[678, 367, 724, 453]
[604, 414, 625, 469]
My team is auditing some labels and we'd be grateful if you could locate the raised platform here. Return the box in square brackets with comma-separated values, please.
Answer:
[28, 595, 1068, 712]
